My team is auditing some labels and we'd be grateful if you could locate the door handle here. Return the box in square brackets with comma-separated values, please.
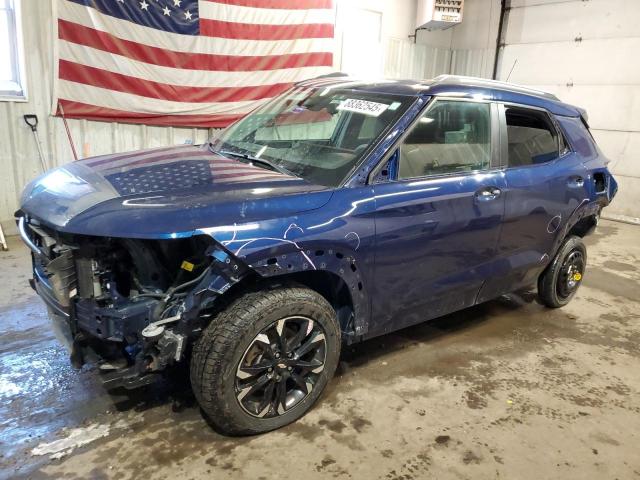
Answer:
[567, 176, 584, 188]
[475, 187, 502, 201]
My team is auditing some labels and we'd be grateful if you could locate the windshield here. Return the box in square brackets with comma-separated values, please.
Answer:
[209, 85, 415, 187]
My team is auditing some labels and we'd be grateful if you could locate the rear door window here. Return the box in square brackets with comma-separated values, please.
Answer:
[505, 106, 561, 167]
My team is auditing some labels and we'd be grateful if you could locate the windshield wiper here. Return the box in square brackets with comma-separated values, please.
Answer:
[216, 149, 295, 178]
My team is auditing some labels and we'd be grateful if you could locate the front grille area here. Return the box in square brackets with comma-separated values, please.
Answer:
[42, 249, 76, 308]
[27, 222, 77, 308]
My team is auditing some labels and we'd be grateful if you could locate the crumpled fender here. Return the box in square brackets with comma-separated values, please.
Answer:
[549, 197, 599, 260]
[181, 189, 376, 337]
[551, 167, 616, 258]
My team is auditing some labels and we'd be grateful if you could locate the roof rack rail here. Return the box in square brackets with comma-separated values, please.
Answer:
[432, 75, 560, 101]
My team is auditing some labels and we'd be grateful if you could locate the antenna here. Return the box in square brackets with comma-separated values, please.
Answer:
[506, 59, 518, 82]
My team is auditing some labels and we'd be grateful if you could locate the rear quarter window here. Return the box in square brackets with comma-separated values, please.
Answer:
[555, 115, 597, 159]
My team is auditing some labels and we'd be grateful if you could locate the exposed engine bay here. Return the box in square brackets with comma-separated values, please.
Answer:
[19, 215, 248, 388]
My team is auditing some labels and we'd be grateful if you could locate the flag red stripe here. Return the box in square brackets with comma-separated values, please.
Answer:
[204, 0, 334, 9]
[57, 100, 245, 128]
[99, 153, 218, 171]
[59, 60, 293, 103]
[85, 148, 219, 168]
[84, 146, 189, 166]
[95, 153, 253, 171]
[58, 20, 333, 72]
[95, 152, 204, 170]
[199, 19, 333, 40]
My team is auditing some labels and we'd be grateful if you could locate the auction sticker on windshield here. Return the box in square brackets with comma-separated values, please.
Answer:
[337, 99, 389, 117]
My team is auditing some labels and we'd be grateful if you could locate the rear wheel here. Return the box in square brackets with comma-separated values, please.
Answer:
[538, 236, 587, 308]
[190, 285, 340, 435]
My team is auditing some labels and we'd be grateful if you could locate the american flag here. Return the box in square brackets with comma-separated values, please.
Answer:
[53, 0, 335, 127]
[83, 145, 291, 195]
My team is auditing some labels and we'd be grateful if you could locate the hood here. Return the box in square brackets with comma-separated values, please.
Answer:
[19, 145, 333, 238]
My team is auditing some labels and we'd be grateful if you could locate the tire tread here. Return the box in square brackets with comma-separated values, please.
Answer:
[538, 235, 586, 308]
[190, 285, 339, 435]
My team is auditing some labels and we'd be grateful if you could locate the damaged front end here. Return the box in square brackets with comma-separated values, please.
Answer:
[18, 215, 248, 389]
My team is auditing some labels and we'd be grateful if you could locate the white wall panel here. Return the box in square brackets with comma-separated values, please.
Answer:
[509, 0, 582, 7]
[598, 175, 640, 223]
[497, 0, 640, 220]
[498, 38, 640, 85]
[452, 0, 501, 51]
[518, 84, 640, 133]
[591, 130, 640, 178]
[506, 0, 640, 44]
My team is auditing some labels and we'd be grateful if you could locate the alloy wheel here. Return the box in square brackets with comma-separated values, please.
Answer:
[235, 316, 326, 418]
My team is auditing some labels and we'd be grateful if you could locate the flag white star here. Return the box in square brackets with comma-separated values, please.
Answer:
[116, 0, 124, 3]
[139, 0, 149, 10]
[184, 10, 192, 20]
[173, 0, 182, 6]
[162, 5, 171, 15]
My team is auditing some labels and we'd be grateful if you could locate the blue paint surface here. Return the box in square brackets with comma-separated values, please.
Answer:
[67, 0, 200, 35]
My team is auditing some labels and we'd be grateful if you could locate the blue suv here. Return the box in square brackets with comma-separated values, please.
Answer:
[17, 75, 617, 434]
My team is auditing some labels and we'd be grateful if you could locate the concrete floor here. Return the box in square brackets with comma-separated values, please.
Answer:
[0, 220, 639, 480]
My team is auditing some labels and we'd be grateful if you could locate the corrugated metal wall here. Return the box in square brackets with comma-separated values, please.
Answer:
[384, 41, 495, 80]
[384, 38, 453, 79]
[497, 0, 640, 222]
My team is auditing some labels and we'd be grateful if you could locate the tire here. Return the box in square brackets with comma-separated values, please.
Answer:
[538, 235, 587, 308]
[190, 285, 340, 435]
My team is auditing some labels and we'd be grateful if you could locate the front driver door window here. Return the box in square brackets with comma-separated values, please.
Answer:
[398, 100, 492, 179]
[370, 99, 506, 336]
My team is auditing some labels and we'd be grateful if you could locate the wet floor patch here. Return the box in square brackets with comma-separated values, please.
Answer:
[0, 304, 112, 477]
[1, 221, 640, 480]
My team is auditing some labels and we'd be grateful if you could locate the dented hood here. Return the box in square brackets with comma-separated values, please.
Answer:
[19, 145, 332, 238]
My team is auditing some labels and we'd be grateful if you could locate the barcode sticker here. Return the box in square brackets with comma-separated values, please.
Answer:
[337, 99, 389, 117]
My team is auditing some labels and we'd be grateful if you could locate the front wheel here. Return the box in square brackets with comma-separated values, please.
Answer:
[190, 285, 340, 435]
[538, 235, 587, 308]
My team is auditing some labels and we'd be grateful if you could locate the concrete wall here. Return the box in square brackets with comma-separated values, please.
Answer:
[496, 0, 640, 222]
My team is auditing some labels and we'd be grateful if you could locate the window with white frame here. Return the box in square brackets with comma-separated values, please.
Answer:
[0, 0, 26, 101]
